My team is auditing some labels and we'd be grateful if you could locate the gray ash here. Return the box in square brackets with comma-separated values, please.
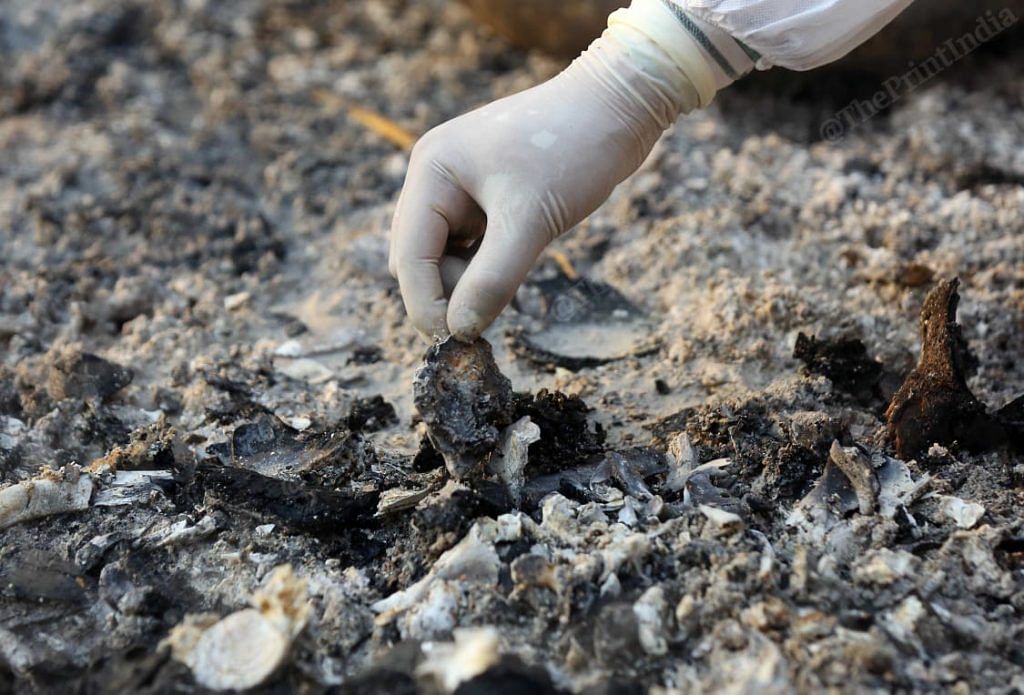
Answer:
[1, 0, 1022, 692]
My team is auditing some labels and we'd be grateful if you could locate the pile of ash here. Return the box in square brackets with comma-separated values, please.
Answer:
[3, 280, 1023, 692]
[2, 0, 1023, 692]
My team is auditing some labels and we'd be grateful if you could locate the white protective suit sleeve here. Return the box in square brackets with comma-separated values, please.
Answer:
[389, 0, 910, 341]
[667, 0, 915, 71]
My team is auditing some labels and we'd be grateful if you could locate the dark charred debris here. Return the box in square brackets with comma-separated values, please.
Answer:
[347, 395, 398, 433]
[510, 389, 606, 476]
[509, 271, 660, 371]
[793, 332, 884, 403]
[3, 281, 1024, 692]
[194, 462, 379, 535]
[885, 278, 1023, 459]
[413, 337, 515, 479]
[47, 346, 134, 403]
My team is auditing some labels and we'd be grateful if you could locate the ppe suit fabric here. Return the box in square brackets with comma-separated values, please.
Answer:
[667, 0, 915, 70]
[657, 0, 759, 88]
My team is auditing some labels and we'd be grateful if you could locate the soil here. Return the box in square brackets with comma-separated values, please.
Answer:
[1, 1, 1023, 693]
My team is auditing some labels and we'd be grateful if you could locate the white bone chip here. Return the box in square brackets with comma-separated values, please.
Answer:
[165, 565, 311, 691]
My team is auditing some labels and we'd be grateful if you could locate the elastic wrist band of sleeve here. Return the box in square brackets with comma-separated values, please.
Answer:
[674, 0, 914, 71]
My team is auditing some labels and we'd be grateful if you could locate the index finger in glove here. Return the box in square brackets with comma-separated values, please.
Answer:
[390, 182, 450, 340]
[390, 158, 481, 340]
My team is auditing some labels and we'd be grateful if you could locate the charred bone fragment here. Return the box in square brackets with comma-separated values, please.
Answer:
[827, 441, 879, 515]
[413, 338, 514, 479]
[885, 278, 1013, 460]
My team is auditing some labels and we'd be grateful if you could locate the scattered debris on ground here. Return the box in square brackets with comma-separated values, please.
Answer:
[164, 564, 311, 691]
[512, 272, 660, 371]
[1, 0, 1022, 692]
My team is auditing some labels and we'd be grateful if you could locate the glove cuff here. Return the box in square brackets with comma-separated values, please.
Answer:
[607, 0, 755, 109]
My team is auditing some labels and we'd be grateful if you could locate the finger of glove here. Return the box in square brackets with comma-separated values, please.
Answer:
[389, 185, 483, 281]
[447, 216, 548, 341]
[391, 184, 454, 340]
[387, 186, 406, 280]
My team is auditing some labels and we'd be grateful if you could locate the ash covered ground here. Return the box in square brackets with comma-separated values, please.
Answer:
[2, 1, 1024, 692]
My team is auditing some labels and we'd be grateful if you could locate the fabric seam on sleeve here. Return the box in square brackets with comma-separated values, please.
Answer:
[659, 0, 739, 79]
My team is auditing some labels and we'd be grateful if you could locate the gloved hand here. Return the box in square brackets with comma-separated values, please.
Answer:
[389, 0, 912, 341]
[389, 0, 721, 341]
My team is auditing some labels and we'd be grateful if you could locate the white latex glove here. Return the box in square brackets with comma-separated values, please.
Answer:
[389, 0, 721, 341]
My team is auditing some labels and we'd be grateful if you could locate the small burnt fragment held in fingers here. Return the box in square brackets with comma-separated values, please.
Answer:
[413, 337, 514, 479]
[885, 278, 1004, 460]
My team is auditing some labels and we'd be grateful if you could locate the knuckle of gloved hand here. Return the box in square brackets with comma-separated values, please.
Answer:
[540, 219, 563, 247]
[410, 126, 448, 163]
[532, 199, 567, 247]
